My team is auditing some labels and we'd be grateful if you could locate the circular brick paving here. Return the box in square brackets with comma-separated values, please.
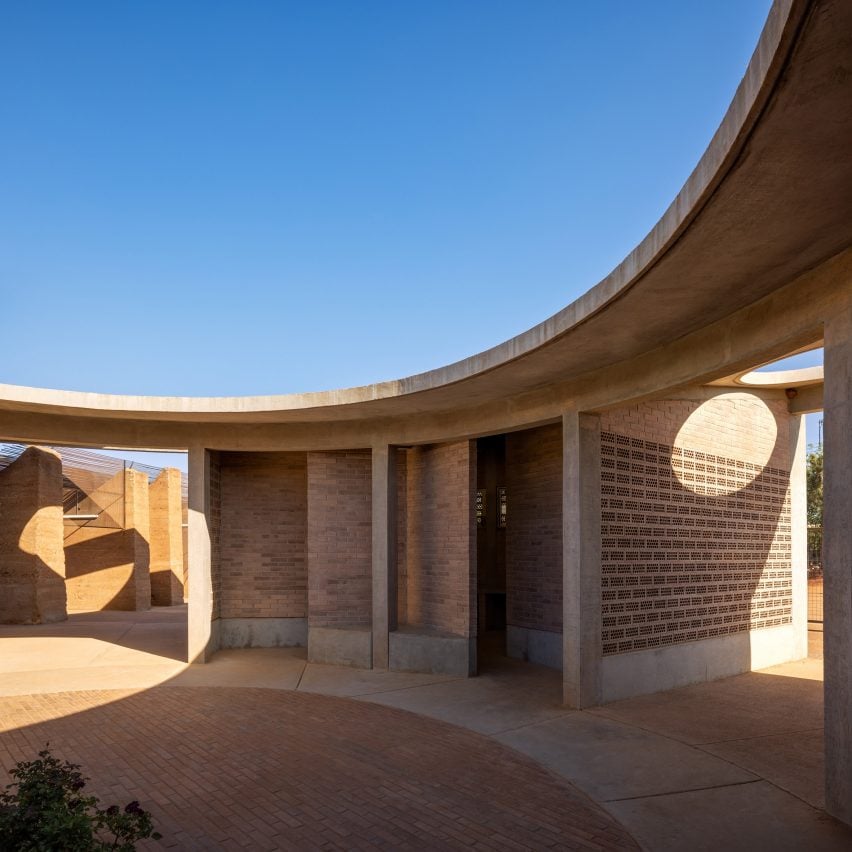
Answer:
[0, 687, 637, 851]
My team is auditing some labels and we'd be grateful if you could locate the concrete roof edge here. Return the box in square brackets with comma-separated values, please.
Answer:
[0, 0, 807, 417]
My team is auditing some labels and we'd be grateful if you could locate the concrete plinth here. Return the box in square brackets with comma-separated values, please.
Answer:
[219, 617, 307, 649]
[389, 628, 474, 676]
[308, 626, 372, 669]
[507, 626, 562, 670]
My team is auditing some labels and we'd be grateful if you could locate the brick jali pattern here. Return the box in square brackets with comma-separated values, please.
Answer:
[0, 688, 637, 851]
[600, 431, 792, 655]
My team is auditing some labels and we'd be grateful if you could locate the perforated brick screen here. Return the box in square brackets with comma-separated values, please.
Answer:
[600, 431, 792, 656]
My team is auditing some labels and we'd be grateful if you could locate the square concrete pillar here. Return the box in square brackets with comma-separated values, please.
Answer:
[0, 446, 67, 624]
[187, 447, 220, 663]
[149, 467, 185, 606]
[372, 444, 398, 669]
[823, 308, 852, 826]
[789, 414, 809, 660]
[562, 411, 602, 708]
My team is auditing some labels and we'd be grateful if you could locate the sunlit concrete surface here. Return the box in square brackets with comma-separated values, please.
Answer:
[0, 607, 186, 697]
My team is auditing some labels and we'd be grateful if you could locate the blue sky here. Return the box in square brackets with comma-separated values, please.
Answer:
[4, 0, 820, 469]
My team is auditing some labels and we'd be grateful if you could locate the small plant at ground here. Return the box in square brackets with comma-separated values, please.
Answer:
[0, 746, 161, 850]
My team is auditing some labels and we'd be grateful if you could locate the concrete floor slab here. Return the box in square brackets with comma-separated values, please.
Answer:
[297, 660, 459, 697]
[0, 636, 128, 673]
[496, 711, 757, 801]
[590, 669, 824, 745]
[700, 727, 825, 809]
[361, 659, 569, 735]
[0, 664, 183, 697]
[170, 648, 307, 691]
[606, 780, 850, 852]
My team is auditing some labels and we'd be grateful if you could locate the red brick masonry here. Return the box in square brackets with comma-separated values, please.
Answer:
[0, 687, 637, 851]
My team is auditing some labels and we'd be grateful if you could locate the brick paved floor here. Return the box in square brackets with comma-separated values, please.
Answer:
[0, 687, 637, 851]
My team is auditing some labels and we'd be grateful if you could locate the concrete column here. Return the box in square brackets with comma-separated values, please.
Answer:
[823, 306, 852, 826]
[372, 444, 397, 669]
[789, 414, 808, 660]
[187, 446, 218, 663]
[562, 411, 602, 708]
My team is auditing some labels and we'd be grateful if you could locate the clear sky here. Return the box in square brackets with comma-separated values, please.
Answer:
[3, 1, 776, 394]
[5, 1, 820, 470]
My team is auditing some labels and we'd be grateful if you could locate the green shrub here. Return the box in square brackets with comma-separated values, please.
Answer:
[0, 746, 161, 851]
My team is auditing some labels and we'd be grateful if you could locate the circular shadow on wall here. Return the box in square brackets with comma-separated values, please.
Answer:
[672, 392, 779, 495]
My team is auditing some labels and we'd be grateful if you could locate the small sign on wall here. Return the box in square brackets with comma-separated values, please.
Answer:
[476, 489, 486, 526]
[498, 486, 507, 528]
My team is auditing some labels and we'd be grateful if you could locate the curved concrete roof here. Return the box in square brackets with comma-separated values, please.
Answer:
[2, 0, 851, 427]
[736, 365, 824, 388]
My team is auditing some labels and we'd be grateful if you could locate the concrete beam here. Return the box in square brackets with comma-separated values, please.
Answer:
[788, 383, 824, 414]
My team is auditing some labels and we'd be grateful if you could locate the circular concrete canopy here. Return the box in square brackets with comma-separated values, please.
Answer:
[2, 0, 851, 430]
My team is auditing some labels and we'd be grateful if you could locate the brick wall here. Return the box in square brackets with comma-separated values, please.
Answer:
[307, 450, 372, 628]
[218, 452, 307, 620]
[0, 446, 67, 623]
[505, 424, 563, 634]
[400, 441, 476, 637]
[599, 393, 793, 656]
[65, 468, 151, 612]
[149, 468, 184, 606]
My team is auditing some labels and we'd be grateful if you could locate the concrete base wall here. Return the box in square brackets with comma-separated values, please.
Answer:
[219, 617, 307, 649]
[600, 623, 804, 703]
[507, 625, 562, 670]
[389, 629, 474, 676]
[308, 626, 372, 668]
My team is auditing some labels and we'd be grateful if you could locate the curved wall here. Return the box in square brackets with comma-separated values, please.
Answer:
[4, 0, 852, 826]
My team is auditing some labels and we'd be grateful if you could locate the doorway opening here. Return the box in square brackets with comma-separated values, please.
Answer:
[475, 425, 563, 674]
